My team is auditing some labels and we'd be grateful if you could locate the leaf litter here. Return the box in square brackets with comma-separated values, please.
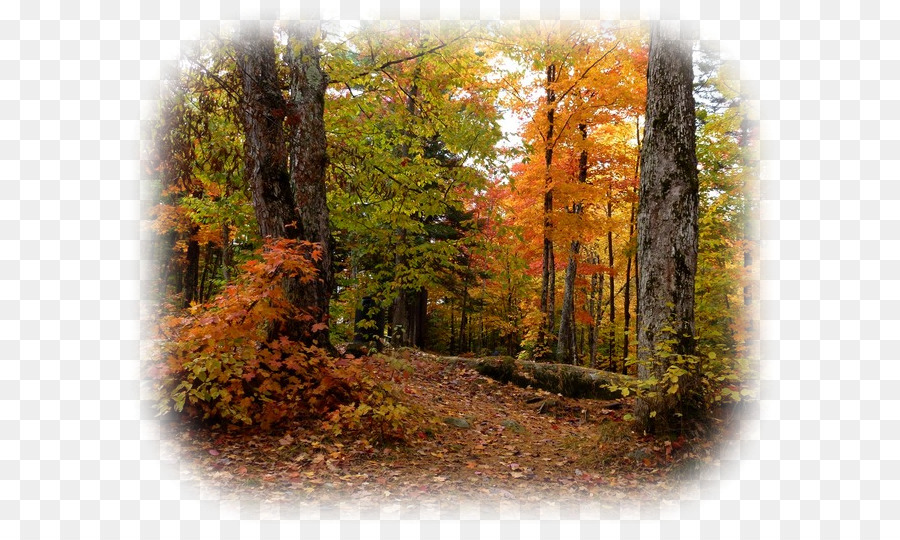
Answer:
[161, 349, 744, 506]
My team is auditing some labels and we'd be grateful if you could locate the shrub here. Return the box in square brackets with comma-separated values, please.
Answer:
[149, 238, 410, 437]
[606, 331, 756, 431]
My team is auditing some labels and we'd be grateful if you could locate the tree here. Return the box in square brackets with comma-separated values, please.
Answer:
[286, 23, 334, 347]
[497, 23, 628, 361]
[634, 23, 700, 433]
[325, 24, 502, 349]
[235, 21, 332, 347]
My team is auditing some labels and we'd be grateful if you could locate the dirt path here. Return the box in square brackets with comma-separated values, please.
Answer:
[162, 350, 734, 506]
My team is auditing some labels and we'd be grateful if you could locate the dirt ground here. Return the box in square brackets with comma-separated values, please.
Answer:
[160, 349, 747, 508]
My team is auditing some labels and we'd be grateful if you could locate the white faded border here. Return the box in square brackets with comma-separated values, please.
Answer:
[3, 0, 891, 538]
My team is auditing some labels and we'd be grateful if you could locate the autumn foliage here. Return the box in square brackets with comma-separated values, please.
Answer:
[146, 22, 755, 439]
[151, 238, 409, 435]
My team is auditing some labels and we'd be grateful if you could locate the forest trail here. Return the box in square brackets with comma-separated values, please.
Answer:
[164, 349, 739, 507]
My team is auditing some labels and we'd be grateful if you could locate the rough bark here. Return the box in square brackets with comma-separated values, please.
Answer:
[285, 22, 334, 348]
[635, 23, 700, 434]
[236, 21, 332, 348]
[236, 22, 300, 242]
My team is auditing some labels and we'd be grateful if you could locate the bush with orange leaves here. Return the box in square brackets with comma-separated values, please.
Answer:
[150, 238, 410, 437]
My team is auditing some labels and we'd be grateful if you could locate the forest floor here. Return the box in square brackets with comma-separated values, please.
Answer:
[162, 348, 747, 509]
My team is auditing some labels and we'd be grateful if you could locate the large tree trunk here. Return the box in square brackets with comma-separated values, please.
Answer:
[635, 23, 700, 434]
[286, 22, 333, 348]
[236, 22, 299, 242]
[236, 21, 331, 348]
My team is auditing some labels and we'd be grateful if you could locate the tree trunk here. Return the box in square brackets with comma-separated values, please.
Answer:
[236, 21, 330, 348]
[635, 23, 700, 434]
[556, 240, 580, 363]
[391, 287, 427, 348]
[182, 226, 200, 308]
[557, 123, 589, 363]
[622, 117, 640, 373]
[197, 241, 214, 303]
[221, 221, 232, 284]
[353, 296, 384, 343]
[286, 23, 333, 348]
[539, 63, 558, 357]
[236, 22, 299, 242]
[459, 282, 469, 353]
[607, 223, 615, 371]
[449, 298, 456, 353]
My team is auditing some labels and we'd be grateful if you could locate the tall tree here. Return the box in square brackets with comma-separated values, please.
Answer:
[286, 23, 334, 347]
[235, 21, 332, 347]
[634, 23, 700, 433]
[556, 123, 588, 363]
[326, 24, 501, 348]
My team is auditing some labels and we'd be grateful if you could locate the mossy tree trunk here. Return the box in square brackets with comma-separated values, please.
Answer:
[236, 21, 333, 349]
[285, 22, 333, 348]
[635, 22, 700, 434]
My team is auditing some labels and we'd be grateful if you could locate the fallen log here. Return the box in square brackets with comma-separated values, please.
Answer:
[438, 355, 634, 400]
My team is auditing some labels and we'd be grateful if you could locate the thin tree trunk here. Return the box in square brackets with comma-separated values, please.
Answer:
[635, 22, 700, 434]
[556, 240, 580, 363]
[197, 241, 214, 303]
[539, 63, 558, 356]
[459, 282, 469, 353]
[622, 117, 641, 373]
[557, 123, 589, 364]
[159, 230, 176, 298]
[449, 297, 456, 353]
[587, 261, 598, 367]
[182, 226, 200, 308]
[607, 222, 615, 371]
[221, 221, 232, 284]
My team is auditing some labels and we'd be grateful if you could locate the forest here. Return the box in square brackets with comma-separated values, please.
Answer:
[145, 20, 756, 500]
